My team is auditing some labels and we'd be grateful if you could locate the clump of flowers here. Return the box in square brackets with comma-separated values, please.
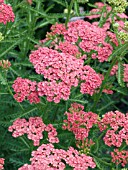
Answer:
[111, 149, 128, 167]
[13, 42, 102, 104]
[63, 103, 98, 141]
[80, 65, 102, 95]
[98, 111, 128, 147]
[0, 1, 15, 24]
[12, 77, 40, 103]
[18, 143, 96, 170]
[8, 117, 59, 146]
[0, 158, 4, 170]
[43, 19, 114, 62]
[0, 59, 11, 69]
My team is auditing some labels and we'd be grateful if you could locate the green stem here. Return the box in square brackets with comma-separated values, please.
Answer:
[3, 71, 24, 111]
[91, 56, 118, 112]
[65, 0, 75, 28]
[20, 136, 30, 148]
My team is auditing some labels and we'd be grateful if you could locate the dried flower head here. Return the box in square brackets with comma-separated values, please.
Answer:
[0, 60, 11, 69]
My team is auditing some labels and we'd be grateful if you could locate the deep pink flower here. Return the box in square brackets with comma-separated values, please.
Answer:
[111, 149, 128, 167]
[0, 3, 15, 24]
[63, 103, 98, 141]
[12, 77, 40, 103]
[80, 65, 102, 96]
[98, 110, 128, 147]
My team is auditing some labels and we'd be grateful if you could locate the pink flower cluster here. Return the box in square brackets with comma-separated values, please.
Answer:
[98, 111, 128, 147]
[29, 47, 84, 86]
[18, 143, 96, 170]
[57, 41, 81, 58]
[0, 158, 4, 170]
[63, 103, 98, 141]
[85, 2, 128, 46]
[8, 117, 59, 146]
[48, 20, 113, 62]
[80, 66, 102, 95]
[0, 1, 15, 24]
[86, 2, 128, 21]
[111, 149, 128, 167]
[15, 46, 101, 103]
[12, 77, 40, 103]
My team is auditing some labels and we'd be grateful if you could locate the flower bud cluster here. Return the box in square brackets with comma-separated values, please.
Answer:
[19, 144, 96, 170]
[118, 31, 128, 42]
[8, 117, 59, 146]
[107, 0, 128, 13]
[0, 59, 11, 69]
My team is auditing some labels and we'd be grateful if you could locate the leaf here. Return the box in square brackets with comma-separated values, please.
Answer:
[74, 1, 80, 16]
[52, 0, 66, 7]
[108, 42, 128, 62]
[0, 72, 6, 85]
[112, 87, 128, 95]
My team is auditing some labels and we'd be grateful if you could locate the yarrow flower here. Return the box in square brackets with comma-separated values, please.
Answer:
[80, 65, 102, 95]
[12, 77, 40, 103]
[0, 158, 4, 170]
[18, 143, 96, 170]
[8, 117, 59, 146]
[98, 111, 128, 147]
[42, 19, 114, 62]
[111, 149, 128, 167]
[0, 1, 15, 24]
[63, 103, 98, 141]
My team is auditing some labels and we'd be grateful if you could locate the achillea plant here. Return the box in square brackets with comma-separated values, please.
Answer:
[0, 0, 128, 169]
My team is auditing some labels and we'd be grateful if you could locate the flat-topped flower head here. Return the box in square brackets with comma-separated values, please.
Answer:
[8, 117, 59, 146]
[19, 144, 96, 170]
[99, 111, 128, 147]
